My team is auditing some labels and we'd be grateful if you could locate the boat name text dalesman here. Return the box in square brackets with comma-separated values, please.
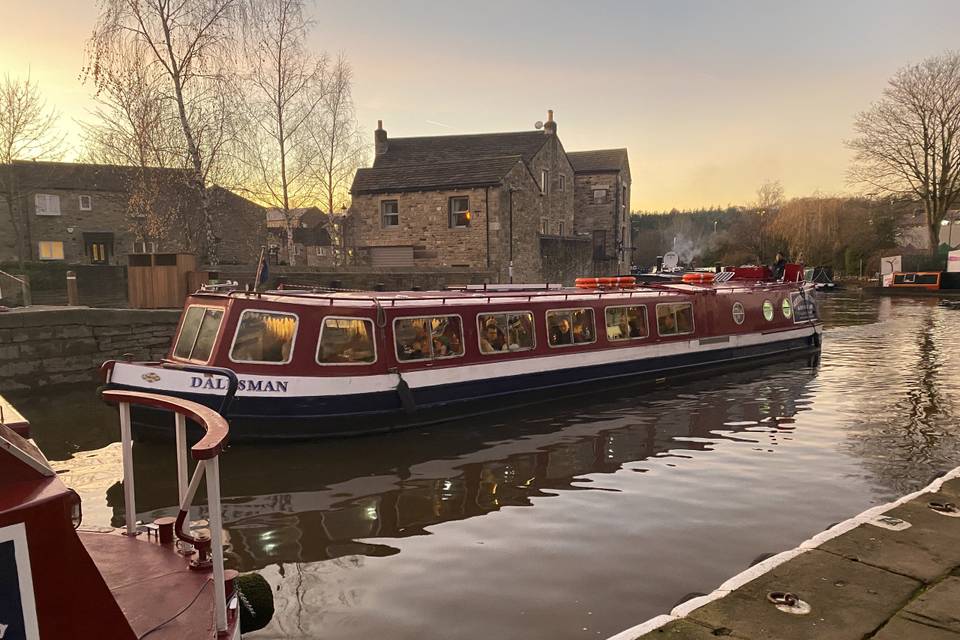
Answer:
[189, 376, 289, 393]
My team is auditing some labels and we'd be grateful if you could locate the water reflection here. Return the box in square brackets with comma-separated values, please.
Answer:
[106, 360, 820, 571]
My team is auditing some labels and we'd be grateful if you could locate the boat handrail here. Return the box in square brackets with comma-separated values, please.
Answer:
[101, 390, 230, 634]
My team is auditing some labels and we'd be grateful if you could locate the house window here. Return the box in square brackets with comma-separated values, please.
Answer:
[559, 174, 566, 192]
[381, 200, 399, 227]
[558, 221, 564, 236]
[449, 197, 470, 228]
[79, 195, 92, 211]
[541, 170, 548, 195]
[38, 240, 64, 261]
[35, 194, 61, 216]
[540, 218, 548, 234]
[593, 189, 607, 205]
[132, 241, 157, 254]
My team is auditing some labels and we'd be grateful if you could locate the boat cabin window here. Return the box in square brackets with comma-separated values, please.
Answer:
[230, 310, 298, 364]
[605, 305, 648, 341]
[781, 298, 793, 319]
[395, 315, 464, 361]
[477, 312, 536, 353]
[547, 308, 596, 347]
[318, 317, 376, 364]
[173, 306, 224, 362]
[732, 302, 746, 325]
[656, 303, 694, 336]
[762, 300, 775, 322]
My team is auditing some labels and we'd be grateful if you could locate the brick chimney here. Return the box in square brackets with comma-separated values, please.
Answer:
[543, 109, 556, 135]
[375, 120, 388, 156]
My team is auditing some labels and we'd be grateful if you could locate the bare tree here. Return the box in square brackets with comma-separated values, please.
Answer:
[848, 52, 960, 256]
[0, 72, 64, 265]
[241, 0, 328, 262]
[753, 180, 783, 262]
[87, 0, 250, 265]
[309, 55, 367, 263]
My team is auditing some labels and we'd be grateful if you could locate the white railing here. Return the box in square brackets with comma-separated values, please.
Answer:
[104, 390, 231, 634]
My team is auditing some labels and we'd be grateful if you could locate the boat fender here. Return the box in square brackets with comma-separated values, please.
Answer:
[235, 572, 274, 633]
[809, 331, 821, 347]
[395, 374, 416, 414]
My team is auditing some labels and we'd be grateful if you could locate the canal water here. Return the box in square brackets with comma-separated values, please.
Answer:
[12, 294, 960, 640]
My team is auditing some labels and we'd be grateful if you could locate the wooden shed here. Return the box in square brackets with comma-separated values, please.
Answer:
[127, 253, 206, 309]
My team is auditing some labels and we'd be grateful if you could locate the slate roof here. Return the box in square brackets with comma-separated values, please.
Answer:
[352, 155, 524, 195]
[567, 148, 629, 173]
[7, 160, 188, 191]
[373, 131, 548, 168]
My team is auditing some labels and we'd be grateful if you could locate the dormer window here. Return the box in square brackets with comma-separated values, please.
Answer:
[79, 195, 92, 211]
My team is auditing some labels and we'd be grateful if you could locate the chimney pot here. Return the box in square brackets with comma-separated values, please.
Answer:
[543, 109, 557, 135]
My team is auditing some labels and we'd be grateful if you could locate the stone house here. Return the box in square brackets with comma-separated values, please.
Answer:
[266, 206, 339, 267]
[568, 149, 632, 274]
[347, 112, 631, 283]
[0, 161, 265, 266]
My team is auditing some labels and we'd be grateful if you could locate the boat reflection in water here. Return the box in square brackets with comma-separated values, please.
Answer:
[111, 354, 818, 572]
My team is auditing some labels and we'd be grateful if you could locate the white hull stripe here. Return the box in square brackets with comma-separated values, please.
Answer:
[111, 325, 820, 399]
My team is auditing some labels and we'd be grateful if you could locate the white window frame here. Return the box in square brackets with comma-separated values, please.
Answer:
[655, 302, 696, 337]
[316, 316, 378, 366]
[392, 314, 465, 363]
[34, 193, 61, 216]
[381, 199, 399, 227]
[541, 169, 549, 195]
[448, 197, 470, 229]
[545, 307, 597, 349]
[172, 305, 226, 363]
[228, 309, 299, 366]
[132, 241, 157, 254]
[604, 305, 649, 342]
[476, 310, 537, 356]
[78, 195, 92, 211]
[732, 301, 746, 325]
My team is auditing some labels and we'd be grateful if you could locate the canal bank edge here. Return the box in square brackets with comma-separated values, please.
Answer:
[0, 308, 180, 392]
[607, 465, 960, 640]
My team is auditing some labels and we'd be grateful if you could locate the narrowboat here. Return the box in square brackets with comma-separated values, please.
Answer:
[102, 268, 823, 440]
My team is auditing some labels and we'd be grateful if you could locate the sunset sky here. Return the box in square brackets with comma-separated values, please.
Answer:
[2, 0, 960, 211]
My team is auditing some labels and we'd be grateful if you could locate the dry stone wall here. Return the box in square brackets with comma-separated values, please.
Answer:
[0, 308, 180, 391]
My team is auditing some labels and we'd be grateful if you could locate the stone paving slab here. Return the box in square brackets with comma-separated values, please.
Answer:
[818, 500, 960, 583]
[901, 576, 960, 633]
[632, 619, 735, 639]
[686, 549, 921, 640]
[873, 616, 960, 640]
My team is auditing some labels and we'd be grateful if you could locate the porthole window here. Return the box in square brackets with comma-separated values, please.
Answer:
[762, 300, 774, 322]
[781, 298, 793, 319]
[732, 302, 745, 325]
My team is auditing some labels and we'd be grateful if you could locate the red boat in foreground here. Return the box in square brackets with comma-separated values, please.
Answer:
[103, 266, 822, 440]
[0, 392, 270, 639]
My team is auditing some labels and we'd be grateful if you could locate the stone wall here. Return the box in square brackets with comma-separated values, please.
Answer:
[0, 308, 180, 392]
[540, 235, 593, 285]
[573, 171, 632, 274]
[529, 135, 576, 237]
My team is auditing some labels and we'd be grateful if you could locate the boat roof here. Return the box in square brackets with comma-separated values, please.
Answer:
[191, 281, 798, 310]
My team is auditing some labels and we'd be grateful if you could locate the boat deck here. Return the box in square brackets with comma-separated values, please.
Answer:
[80, 530, 220, 639]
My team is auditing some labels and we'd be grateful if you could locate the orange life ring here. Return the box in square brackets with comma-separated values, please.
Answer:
[575, 276, 637, 289]
[682, 272, 716, 284]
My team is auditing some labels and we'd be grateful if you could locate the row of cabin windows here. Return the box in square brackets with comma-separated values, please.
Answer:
[35, 194, 93, 215]
[381, 197, 470, 229]
[172, 303, 697, 366]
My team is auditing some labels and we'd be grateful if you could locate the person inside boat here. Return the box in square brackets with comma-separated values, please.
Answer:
[550, 318, 573, 346]
[399, 321, 429, 360]
[572, 312, 593, 343]
[480, 322, 507, 353]
[772, 252, 787, 280]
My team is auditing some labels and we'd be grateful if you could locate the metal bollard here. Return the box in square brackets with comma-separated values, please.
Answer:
[66, 271, 79, 306]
